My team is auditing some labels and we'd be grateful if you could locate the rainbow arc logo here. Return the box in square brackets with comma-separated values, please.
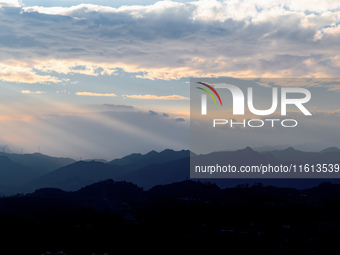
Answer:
[196, 82, 223, 106]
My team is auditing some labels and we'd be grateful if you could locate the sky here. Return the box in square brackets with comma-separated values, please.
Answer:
[0, 0, 340, 160]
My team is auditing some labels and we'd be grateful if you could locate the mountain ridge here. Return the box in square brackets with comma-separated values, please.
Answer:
[0, 152, 75, 172]
[2, 147, 340, 194]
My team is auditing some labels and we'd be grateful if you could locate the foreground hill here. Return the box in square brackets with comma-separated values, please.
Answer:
[2, 180, 340, 254]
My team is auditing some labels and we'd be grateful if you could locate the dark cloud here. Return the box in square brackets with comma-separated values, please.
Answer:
[103, 104, 134, 110]
[162, 113, 169, 117]
[175, 117, 185, 122]
[148, 110, 158, 116]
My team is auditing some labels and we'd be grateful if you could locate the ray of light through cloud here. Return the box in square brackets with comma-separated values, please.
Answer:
[0, 0, 339, 158]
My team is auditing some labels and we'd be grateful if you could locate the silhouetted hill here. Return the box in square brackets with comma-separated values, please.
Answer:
[8, 178, 340, 208]
[30, 187, 71, 200]
[3, 179, 340, 254]
[0, 156, 44, 187]
[75, 179, 142, 201]
[0, 152, 75, 172]
[27, 161, 126, 191]
[74, 179, 143, 211]
[304, 182, 340, 202]
[147, 180, 220, 200]
[28, 180, 143, 205]
[29, 180, 143, 213]
[109, 149, 191, 171]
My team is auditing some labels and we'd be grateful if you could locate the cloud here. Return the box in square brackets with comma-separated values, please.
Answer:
[103, 104, 134, 110]
[162, 113, 169, 117]
[33, 60, 118, 76]
[0, 115, 32, 122]
[75, 92, 117, 97]
[148, 110, 158, 116]
[314, 24, 340, 40]
[175, 117, 186, 122]
[0, 0, 339, 83]
[0, 63, 63, 84]
[123, 94, 189, 100]
[0, 0, 20, 7]
[21, 90, 45, 94]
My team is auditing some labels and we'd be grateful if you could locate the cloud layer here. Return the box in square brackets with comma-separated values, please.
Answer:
[0, 0, 339, 84]
[123, 94, 189, 100]
[21, 90, 45, 94]
[75, 92, 117, 97]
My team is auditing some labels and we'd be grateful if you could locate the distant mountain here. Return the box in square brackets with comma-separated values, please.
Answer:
[25, 149, 191, 192]
[261, 147, 340, 164]
[192, 146, 279, 167]
[320, 147, 340, 153]
[0, 156, 44, 187]
[114, 150, 327, 190]
[26, 161, 126, 191]
[84, 158, 108, 163]
[16, 147, 340, 194]
[0, 152, 75, 172]
[109, 152, 144, 166]
[253, 145, 291, 152]
[109, 149, 191, 171]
